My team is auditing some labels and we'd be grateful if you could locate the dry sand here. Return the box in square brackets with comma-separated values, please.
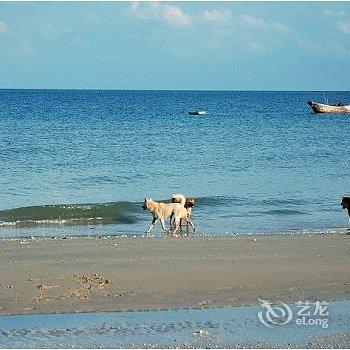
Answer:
[0, 232, 349, 316]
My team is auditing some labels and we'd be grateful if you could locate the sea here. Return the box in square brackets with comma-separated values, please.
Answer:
[0, 89, 349, 239]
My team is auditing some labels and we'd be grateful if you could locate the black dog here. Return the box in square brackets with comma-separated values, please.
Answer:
[340, 197, 350, 234]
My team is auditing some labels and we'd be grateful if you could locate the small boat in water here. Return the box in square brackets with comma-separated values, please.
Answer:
[307, 100, 350, 114]
[188, 109, 206, 116]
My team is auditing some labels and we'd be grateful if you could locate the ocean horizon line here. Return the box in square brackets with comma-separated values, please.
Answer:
[0, 88, 348, 93]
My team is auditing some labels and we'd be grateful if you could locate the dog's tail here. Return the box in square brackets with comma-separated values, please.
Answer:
[172, 193, 186, 206]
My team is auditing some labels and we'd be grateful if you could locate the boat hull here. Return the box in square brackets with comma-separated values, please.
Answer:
[307, 100, 350, 114]
[188, 111, 206, 116]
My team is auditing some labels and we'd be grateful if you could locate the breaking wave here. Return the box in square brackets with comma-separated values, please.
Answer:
[0, 195, 323, 229]
[0, 202, 141, 228]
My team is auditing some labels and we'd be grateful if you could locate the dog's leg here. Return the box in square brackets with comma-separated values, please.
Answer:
[146, 217, 157, 235]
[173, 218, 180, 237]
[186, 209, 192, 229]
[170, 214, 176, 228]
[183, 217, 195, 232]
[160, 218, 168, 232]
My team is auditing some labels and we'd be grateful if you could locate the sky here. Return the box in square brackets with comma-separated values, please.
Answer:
[0, 1, 350, 90]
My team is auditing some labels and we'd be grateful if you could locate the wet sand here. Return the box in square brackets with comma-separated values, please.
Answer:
[0, 233, 349, 316]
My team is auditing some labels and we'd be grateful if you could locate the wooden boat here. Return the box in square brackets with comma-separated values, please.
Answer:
[307, 100, 350, 114]
[188, 109, 206, 116]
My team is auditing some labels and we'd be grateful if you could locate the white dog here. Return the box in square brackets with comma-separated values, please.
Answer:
[143, 196, 195, 236]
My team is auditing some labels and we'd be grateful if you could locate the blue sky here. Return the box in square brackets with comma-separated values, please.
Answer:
[0, 1, 350, 90]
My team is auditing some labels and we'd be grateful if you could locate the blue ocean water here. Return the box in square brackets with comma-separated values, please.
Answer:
[1, 300, 350, 348]
[0, 89, 349, 237]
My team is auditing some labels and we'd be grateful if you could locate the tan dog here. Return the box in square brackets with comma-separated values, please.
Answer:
[341, 197, 350, 234]
[171, 194, 196, 228]
[143, 197, 195, 236]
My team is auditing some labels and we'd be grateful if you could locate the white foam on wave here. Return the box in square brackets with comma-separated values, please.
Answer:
[0, 217, 104, 228]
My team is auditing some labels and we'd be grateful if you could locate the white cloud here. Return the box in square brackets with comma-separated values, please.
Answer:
[199, 9, 232, 23]
[323, 9, 350, 35]
[162, 5, 190, 27]
[324, 9, 346, 18]
[129, 3, 291, 59]
[2, 38, 37, 59]
[337, 22, 350, 34]
[0, 20, 7, 34]
[130, 2, 190, 28]
[299, 37, 350, 57]
[130, 3, 290, 35]
[39, 23, 71, 40]
[241, 15, 288, 33]
[246, 41, 265, 53]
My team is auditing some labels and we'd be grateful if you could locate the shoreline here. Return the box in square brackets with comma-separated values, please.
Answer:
[1, 231, 349, 316]
[0, 225, 347, 241]
[1, 297, 350, 318]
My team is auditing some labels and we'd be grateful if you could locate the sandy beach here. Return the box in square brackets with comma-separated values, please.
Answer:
[0, 232, 349, 316]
